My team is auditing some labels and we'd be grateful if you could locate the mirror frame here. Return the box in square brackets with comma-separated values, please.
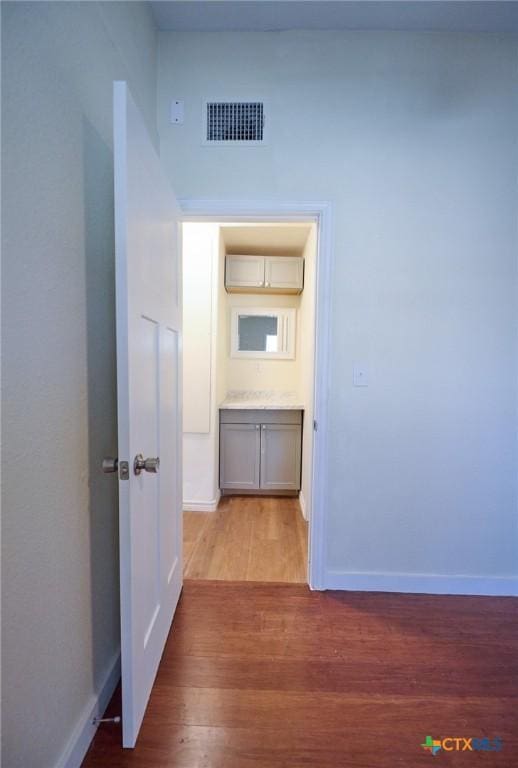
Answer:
[230, 307, 296, 360]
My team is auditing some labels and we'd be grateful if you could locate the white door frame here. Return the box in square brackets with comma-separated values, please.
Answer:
[179, 199, 333, 590]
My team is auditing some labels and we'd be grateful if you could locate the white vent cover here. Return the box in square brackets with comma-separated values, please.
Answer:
[205, 101, 264, 143]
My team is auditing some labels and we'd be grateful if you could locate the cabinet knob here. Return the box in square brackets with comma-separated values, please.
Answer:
[265, 282, 270, 287]
[262, 425, 266, 430]
[255, 424, 260, 430]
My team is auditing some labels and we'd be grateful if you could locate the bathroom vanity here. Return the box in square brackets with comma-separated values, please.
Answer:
[219, 394, 303, 495]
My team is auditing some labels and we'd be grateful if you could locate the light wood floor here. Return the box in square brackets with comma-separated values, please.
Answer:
[183, 495, 308, 583]
[83, 581, 518, 767]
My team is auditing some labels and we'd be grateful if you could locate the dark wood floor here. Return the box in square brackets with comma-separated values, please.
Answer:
[82, 581, 518, 767]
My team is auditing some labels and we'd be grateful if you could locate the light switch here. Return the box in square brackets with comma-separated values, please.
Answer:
[353, 364, 369, 387]
[170, 100, 184, 124]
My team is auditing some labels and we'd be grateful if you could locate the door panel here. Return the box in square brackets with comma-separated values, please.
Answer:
[114, 81, 182, 748]
[260, 424, 302, 491]
[161, 327, 181, 587]
[220, 423, 261, 490]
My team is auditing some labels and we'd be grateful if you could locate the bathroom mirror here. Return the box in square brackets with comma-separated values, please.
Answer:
[231, 308, 296, 359]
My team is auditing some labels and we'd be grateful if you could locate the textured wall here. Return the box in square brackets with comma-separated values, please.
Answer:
[2, 3, 158, 765]
[158, 30, 518, 586]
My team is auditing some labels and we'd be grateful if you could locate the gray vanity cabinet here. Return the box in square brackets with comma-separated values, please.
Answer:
[259, 424, 302, 491]
[219, 423, 261, 490]
[220, 409, 302, 493]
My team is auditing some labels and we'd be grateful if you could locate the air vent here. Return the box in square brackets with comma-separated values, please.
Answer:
[205, 102, 264, 143]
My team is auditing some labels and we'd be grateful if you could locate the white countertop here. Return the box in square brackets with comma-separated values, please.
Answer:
[219, 390, 305, 410]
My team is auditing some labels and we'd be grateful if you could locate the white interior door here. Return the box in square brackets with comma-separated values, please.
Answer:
[113, 81, 183, 748]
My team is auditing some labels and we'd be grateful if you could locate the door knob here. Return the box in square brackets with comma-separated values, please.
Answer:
[102, 457, 118, 473]
[133, 454, 160, 476]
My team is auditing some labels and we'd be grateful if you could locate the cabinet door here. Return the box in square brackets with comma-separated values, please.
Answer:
[260, 424, 302, 491]
[264, 257, 303, 292]
[220, 423, 261, 490]
[226, 255, 265, 289]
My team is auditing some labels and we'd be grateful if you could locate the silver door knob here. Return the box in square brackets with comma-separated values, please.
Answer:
[102, 457, 118, 473]
[133, 454, 160, 476]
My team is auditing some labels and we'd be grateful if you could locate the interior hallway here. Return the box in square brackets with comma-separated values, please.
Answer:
[183, 496, 308, 583]
[82, 580, 518, 767]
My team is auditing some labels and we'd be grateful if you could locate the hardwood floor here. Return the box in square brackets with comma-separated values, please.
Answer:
[183, 495, 308, 582]
[82, 581, 518, 767]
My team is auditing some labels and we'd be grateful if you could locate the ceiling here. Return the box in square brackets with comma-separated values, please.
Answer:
[220, 224, 313, 256]
[150, 1, 518, 33]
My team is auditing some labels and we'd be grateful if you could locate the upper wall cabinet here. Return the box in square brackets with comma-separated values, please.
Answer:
[225, 255, 265, 290]
[264, 256, 304, 293]
[225, 254, 304, 294]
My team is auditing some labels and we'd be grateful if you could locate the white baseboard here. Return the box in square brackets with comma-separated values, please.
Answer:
[324, 570, 518, 596]
[55, 651, 121, 768]
[298, 491, 310, 521]
[183, 492, 220, 512]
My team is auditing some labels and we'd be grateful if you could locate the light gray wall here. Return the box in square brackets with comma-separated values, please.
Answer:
[158, 31, 518, 585]
[2, 3, 158, 766]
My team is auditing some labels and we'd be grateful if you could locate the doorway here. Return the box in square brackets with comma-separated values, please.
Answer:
[179, 207, 328, 587]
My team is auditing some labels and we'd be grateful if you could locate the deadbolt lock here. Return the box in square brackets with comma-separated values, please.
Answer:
[102, 457, 118, 474]
[102, 457, 130, 480]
